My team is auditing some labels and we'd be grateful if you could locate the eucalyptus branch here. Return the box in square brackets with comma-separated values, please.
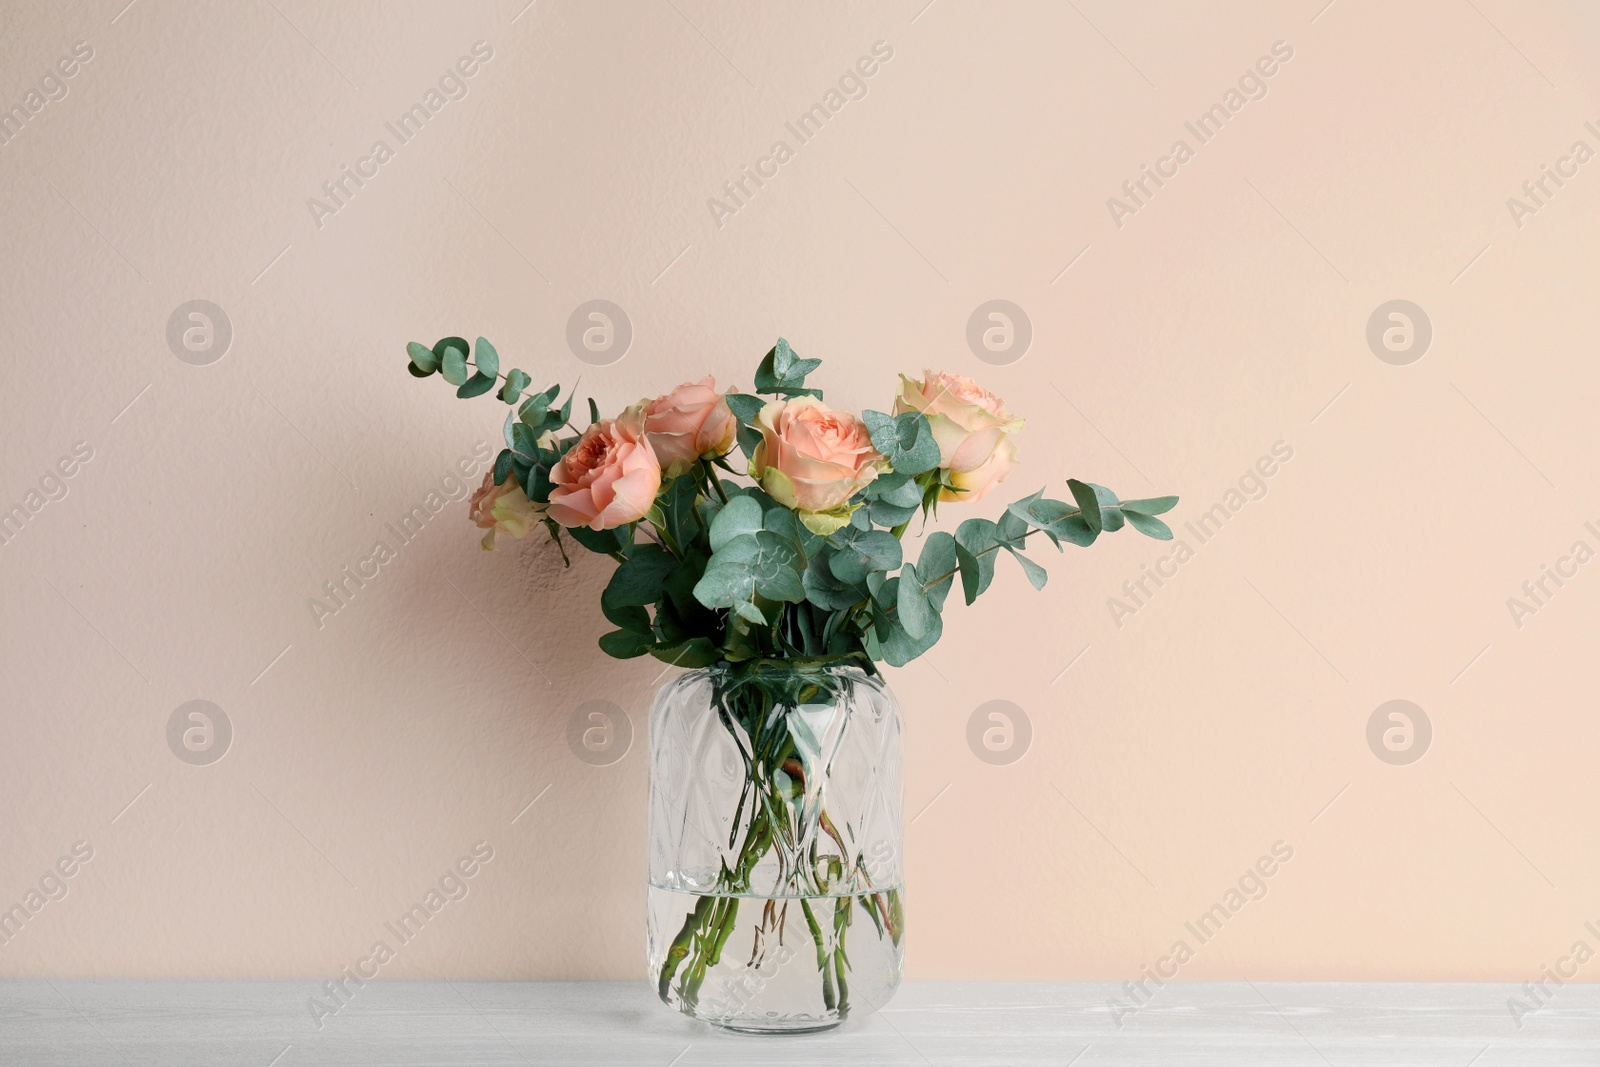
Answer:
[870, 527, 1045, 620]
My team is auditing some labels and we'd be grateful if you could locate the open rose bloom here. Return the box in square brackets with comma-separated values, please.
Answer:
[642, 377, 738, 476]
[468, 471, 541, 550]
[894, 370, 1024, 501]
[547, 406, 663, 530]
[749, 396, 886, 534]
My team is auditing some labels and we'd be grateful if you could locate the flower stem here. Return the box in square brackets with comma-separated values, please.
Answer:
[800, 899, 837, 1011]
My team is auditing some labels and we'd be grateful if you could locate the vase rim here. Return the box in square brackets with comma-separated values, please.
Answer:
[700, 654, 872, 676]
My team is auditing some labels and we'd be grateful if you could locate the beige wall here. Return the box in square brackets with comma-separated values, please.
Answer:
[2, 0, 1599, 986]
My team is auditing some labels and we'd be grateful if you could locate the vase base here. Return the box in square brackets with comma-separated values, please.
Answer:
[708, 1017, 844, 1035]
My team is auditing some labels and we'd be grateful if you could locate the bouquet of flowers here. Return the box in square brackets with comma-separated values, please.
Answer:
[408, 334, 1177, 1027]
[408, 335, 1179, 668]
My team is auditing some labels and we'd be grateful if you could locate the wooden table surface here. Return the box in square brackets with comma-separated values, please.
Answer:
[2, 980, 1594, 1065]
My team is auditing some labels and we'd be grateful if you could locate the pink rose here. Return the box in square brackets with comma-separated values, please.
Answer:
[547, 406, 663, 530]
[642, 376, 738, 476]
[749, 396, 885, 534]
[893, 370, 1024, 502]
[468, 471, 541, 551]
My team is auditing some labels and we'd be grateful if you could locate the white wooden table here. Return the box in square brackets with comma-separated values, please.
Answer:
[1, 980, 1594, 1064]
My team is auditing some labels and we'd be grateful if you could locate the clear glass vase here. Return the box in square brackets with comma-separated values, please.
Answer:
[646, 658, 905, 1033]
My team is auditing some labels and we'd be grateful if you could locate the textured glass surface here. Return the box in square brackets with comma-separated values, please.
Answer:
[646, 661, 904, 1032]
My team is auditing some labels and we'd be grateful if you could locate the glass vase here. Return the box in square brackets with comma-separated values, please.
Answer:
[646, 658, 905, 1033]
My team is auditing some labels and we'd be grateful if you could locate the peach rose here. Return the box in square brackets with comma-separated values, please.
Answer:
[642, 376, 738, 476]
[547, 406, 662, 530]
[749, 396, 885, 534]
[468, 471, 541, 551]
[893, 370, 1024, 502]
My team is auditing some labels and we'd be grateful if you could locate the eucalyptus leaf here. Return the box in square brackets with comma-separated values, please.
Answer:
[457, 372, 497, 399]
[828, 529, 902, 584]
[735, 423, 762, 460]
[1089, 483, 1125, 531]
[955, 518, 1000, 596]
[1124, 510, 1174, 540]
[432, 336, 470, 364]
[709, 495, 762, 551]
[762, 505, 820, 557]
[916, 531, 958, 609]
[407, 341, 439, 374]
[694, 562, 755, 610]
[865, 472, 921, 508]
[753, 338, 823, 398]
[896, 563, 936, 639]
[880, 611, 942, 667]
[1006, 546, 1049, 590]
[725, 392, 765, 424]
[1123, 495, 1179, 516]
[954, 543, 982, 605]
[1049, 514, 1097, 547]
[1067, 479, 1102, 533]
[750, 531, 807, 603]
[862, 410, 941, 476]
[996, 508, 1029, 545]
[803, 553, 865, 610]
[440, 345, 469, 387]
[473, 337, 499, 379]
[499, 368, 531, 404]
[869, 500, 919, 527]
[510, 423, 539, 461]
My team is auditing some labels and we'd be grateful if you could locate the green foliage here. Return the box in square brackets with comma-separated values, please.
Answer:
[1123, 495, 1177, 515]
[861, 410, 941, 476]
[1123, 510, 1173, 539]
[860, 472, 922, 527]
[605, 543, 677, 610]
[658, 475, 702, 551]
[406, 341, 439, 375]
[955, 519, 1000, 598]
[827, 528, 901, 584]
[440, 345, 469, 386]
[724, 392, 766, 460]
[708, 495, 762, 551]
[754, 338, 822, 399]
[1121, 495, 1176, 540]
[954, 542, 982, 605]
[916, 532, 957, 610]
[499, 368, 531, 404]
[473, 336, 499, 379]
[598, 629, 653, 658]
[457, 373, 497, 398]
[567, 524, 631, 555]
[406, 333, 1181, 667]
[406, 335, 551, 412]
[895, 564, 936, 639]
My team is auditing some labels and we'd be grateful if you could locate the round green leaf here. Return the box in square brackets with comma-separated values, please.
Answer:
[474, 337, 499, 379]
[440, 345, 470, 386]
[407, 341, 439, 373]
